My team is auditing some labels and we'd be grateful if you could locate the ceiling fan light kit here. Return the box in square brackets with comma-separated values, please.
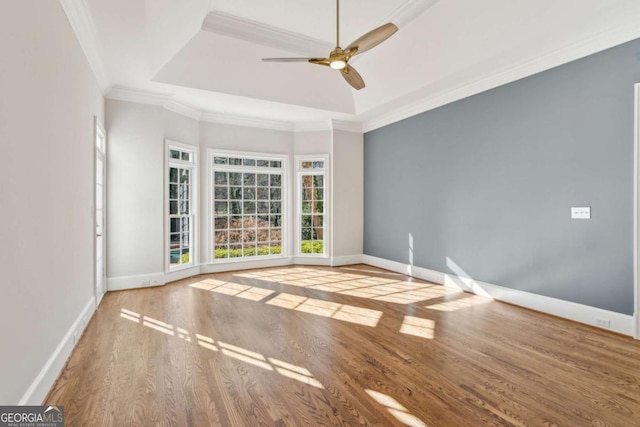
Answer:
[261, 0, 398, 90]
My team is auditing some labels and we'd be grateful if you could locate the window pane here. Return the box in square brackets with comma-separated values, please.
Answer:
[301, 228, 312, 240]
[243, 173, 256, 186]
[257, 160, 269, 167]
[312, 241, 324, 254]
[214, 186, 228, 199]
[243, 216, 256, 228]
[215, 171, 228, 185]
[315, 188, 324, 201]
[270, 244, 282, 255]
[257, 215, 269, 228]
[169, 184, 178, 199]
[257, 174, 269, 186]
[182, 232, 190, 247]
[301, 161, 312, 169]
[181, 152, 191, 162]
[214, 157, 228, 165]
[270, 160, 282, 168]
[313, 201, 324, 214]
[180, 169, 190, 184]
[170, 233, 180, 249]
[257, 201, 269, 214]
[214, 216, 228, 229]
[302, 201, 311, 213]
[229, 230, 242, 243]
[229, 158, 242, 166]
[270, 202, 281, 214]
[243, 187, 255, 200]
[243, 201, 256, 214]
[257, 229, 269, 242]
[169, 167, 178, 183]
[301, 215, 311, 227]
[170, 150, 180, 160]
[229, 244, 242, 257]
[170, 250, 180, 264]
[270, 229, 281, 241]
[270, 175, 281, 187]
[170, 218, 179, 233]
[215, 231, 228, 244]
[215, 201, 228, 215]
[230, 216, 242, 228]
[181, 218, 190, 233]
[271, 215, 282, 227]
[230, 201, 242, 215]
[170, 201, 178, 215]
[181, 249, 190, 264]
[229, 172, 242, 185]
[257, 244, 269, 256]
[257, 187, 269, 200]
[313, 161, 324, 169]
[243, 158, 256, 167]
[243, 229, 256, 243]
[313, 175, 323, 187]
[215, 245, 228, 259]
[229, 187, 242, 200]
[270, 188, 281, 200]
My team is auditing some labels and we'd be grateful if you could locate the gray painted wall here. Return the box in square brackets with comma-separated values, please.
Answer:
[364, 39, 640, 315]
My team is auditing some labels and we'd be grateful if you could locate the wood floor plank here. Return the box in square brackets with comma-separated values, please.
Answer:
[45, 264, 640, 426]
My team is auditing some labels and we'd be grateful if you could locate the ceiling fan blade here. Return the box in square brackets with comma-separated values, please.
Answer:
[345, 23, 398, 56]
[262, 57, 322, 62]
[341, 65, 365, 90]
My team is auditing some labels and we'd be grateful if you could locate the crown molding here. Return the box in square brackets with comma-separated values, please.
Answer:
[379, 0, 440, 28]
[362, 19, 640, 133]
[58, 0, 110, 94]
[202, 10, 333, 56]
[332, 120, 363, 133]
[106, 87, 201, 120]
[201, 112, 294, 131]
[293, 121, 332, 132]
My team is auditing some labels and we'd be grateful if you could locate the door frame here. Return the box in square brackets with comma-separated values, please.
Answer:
[634, 84, 639, 339]
[94, 117, 107, 307]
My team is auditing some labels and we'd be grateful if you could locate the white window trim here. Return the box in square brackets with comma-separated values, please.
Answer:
[295, 154, 330, 258]
[207, 148, 290, 264]
[165, 139, 199, 273]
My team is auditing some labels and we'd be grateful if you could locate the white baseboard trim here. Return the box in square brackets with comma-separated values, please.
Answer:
[362, 255, 635, 337]
[634, 312, 639, 339]
[107, 272, 166, 291]
[201, 257, 292, 274]
[293, 256, 331, 266]
[19, 296, 95, 405]
[331, 254, 364, 266]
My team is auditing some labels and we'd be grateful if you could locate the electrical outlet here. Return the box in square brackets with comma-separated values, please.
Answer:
[595, 318, 611, 328]
[571, 207, 591, 219]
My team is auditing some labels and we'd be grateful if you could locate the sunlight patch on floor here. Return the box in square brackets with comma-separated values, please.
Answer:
[266, 293, 382, 327]
[119, 308, 324, 388]
[365, 389, 428, 427]
[399, 316, 435, 339]
[235, 267, 461, 305]
[425, 295, 492, 312]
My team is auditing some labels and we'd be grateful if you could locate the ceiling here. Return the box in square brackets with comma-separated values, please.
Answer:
[77, 0, 640, 130]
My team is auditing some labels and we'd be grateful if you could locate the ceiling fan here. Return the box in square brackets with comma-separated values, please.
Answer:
[261, 0, 398, 90]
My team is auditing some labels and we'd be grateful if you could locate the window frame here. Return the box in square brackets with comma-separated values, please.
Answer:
[208, 149, 289, 264]
[296, 154, 330, 258]
[165, 140, 199, 272]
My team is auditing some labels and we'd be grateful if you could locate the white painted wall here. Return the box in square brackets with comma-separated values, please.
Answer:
[0, 0, 104, 404]
[106, 101, 199, 282]
[332, 130, 364, 258]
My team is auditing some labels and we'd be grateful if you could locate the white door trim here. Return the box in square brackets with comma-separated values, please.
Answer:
[94, 117, 107, 308]
[634, 84, 639, 339]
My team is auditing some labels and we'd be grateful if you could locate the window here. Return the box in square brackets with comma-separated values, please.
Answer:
[297, 157, 328, 256]
[211, 151, 286, 261]
[167, 142, 198, 270]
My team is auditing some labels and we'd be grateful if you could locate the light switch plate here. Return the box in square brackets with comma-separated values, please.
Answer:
[571, 207, 591, 219]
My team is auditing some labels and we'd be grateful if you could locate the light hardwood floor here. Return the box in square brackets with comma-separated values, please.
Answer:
[46, 264, 640, 426]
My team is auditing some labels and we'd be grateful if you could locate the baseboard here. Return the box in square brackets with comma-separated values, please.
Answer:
[634, 312, 639, 339]
[200, 257, 293, 274]
[19, 297, 95, 405]
[107, 272, 166, 291]
[331, 254, 364, 266]
[362, 255, 635, 337]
